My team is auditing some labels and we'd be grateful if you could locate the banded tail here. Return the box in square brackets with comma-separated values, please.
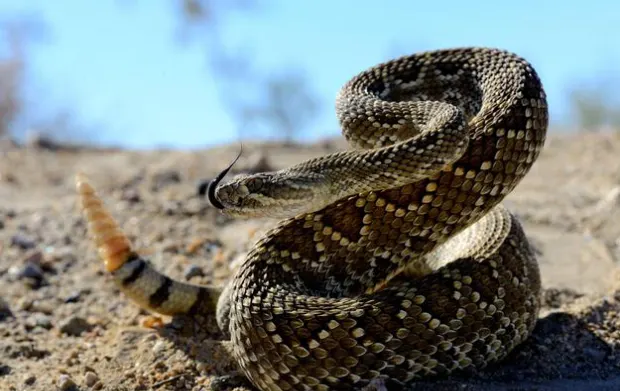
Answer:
[75, 173, 220, 316]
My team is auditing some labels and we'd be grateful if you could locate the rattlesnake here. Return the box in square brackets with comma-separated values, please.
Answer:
[76, 47, 547, 390]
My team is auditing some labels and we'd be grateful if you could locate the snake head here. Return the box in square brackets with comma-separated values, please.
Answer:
[209, 171, 324, 219]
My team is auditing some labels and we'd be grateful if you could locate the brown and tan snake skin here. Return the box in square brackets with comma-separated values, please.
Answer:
[77, 47, 548, 391]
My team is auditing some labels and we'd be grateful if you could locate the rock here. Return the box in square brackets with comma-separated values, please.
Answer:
[10, 234, 36, 250]
[26, 313, 52, 330]
[57, 374, 77, 391]
[64, 291, 82, 304]
[23, 266, 44, 287]
[20, 263, 44, 280]
[30, 300, 55, 314]
[16, 297, 33, 311]
[23, 374, 36, 385]
[151, 340, 167, 354]
[0, 297, 12, 321]
[0, 364, 10, 376]
[84, 371, 99, 387]
[8, 260, 45, 288]
[184, 264, 205, 280]
[58, 316, 92, 336]
[120, 188, 141, 203]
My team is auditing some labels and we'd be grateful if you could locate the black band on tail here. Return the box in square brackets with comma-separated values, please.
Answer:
[149, 277, 173, 308]
[120, 254, 145, 286]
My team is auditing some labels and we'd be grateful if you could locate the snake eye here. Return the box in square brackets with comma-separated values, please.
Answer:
[247, 177, 264, 191]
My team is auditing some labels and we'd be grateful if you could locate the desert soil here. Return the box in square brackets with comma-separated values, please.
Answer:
[2, 132, 620, 391]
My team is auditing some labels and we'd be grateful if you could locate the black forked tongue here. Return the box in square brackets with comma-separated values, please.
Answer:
[206, 143, 243, 210]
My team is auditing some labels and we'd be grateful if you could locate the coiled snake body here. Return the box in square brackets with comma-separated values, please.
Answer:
[77, 47, 547, 390]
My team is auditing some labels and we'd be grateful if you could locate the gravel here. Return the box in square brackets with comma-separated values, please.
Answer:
[3, 134, 620, 390]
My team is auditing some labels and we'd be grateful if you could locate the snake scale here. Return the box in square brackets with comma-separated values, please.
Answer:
[76, 47, 547, 390]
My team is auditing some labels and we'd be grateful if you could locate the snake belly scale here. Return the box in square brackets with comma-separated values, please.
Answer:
[76, 47, 547, 390]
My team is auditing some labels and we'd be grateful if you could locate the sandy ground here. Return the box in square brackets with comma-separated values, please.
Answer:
[2, 132, 620, 390]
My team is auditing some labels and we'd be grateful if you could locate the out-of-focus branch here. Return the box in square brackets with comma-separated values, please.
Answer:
[174, 0, 320, 143]
[0, 22, 25, 137]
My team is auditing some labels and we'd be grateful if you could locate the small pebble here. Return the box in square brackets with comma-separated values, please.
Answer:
[9, 262, 45, 288]
[20, 263, 44, 280]
[16, 297, 33, 311]
[23, 374, 36, 385]
[121, 188, 141, 203]
[26, 313, 52, 330]
[0, 297, 12, 321]
[0, 364, 10, 376]
[196, 362, 209, 373]
[184, 264, 204, 280]
[84, 371, 99, 387]
[58, 374, 77, 390]
[64, 291, 82, 304]
[59, 316, 92, 336]
[10, 234, 36, 250]
[152, 340, 167, 353]
[31, 300, 55, 314]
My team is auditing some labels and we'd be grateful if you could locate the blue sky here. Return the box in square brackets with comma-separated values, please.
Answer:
[1, 0, 618, 149]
